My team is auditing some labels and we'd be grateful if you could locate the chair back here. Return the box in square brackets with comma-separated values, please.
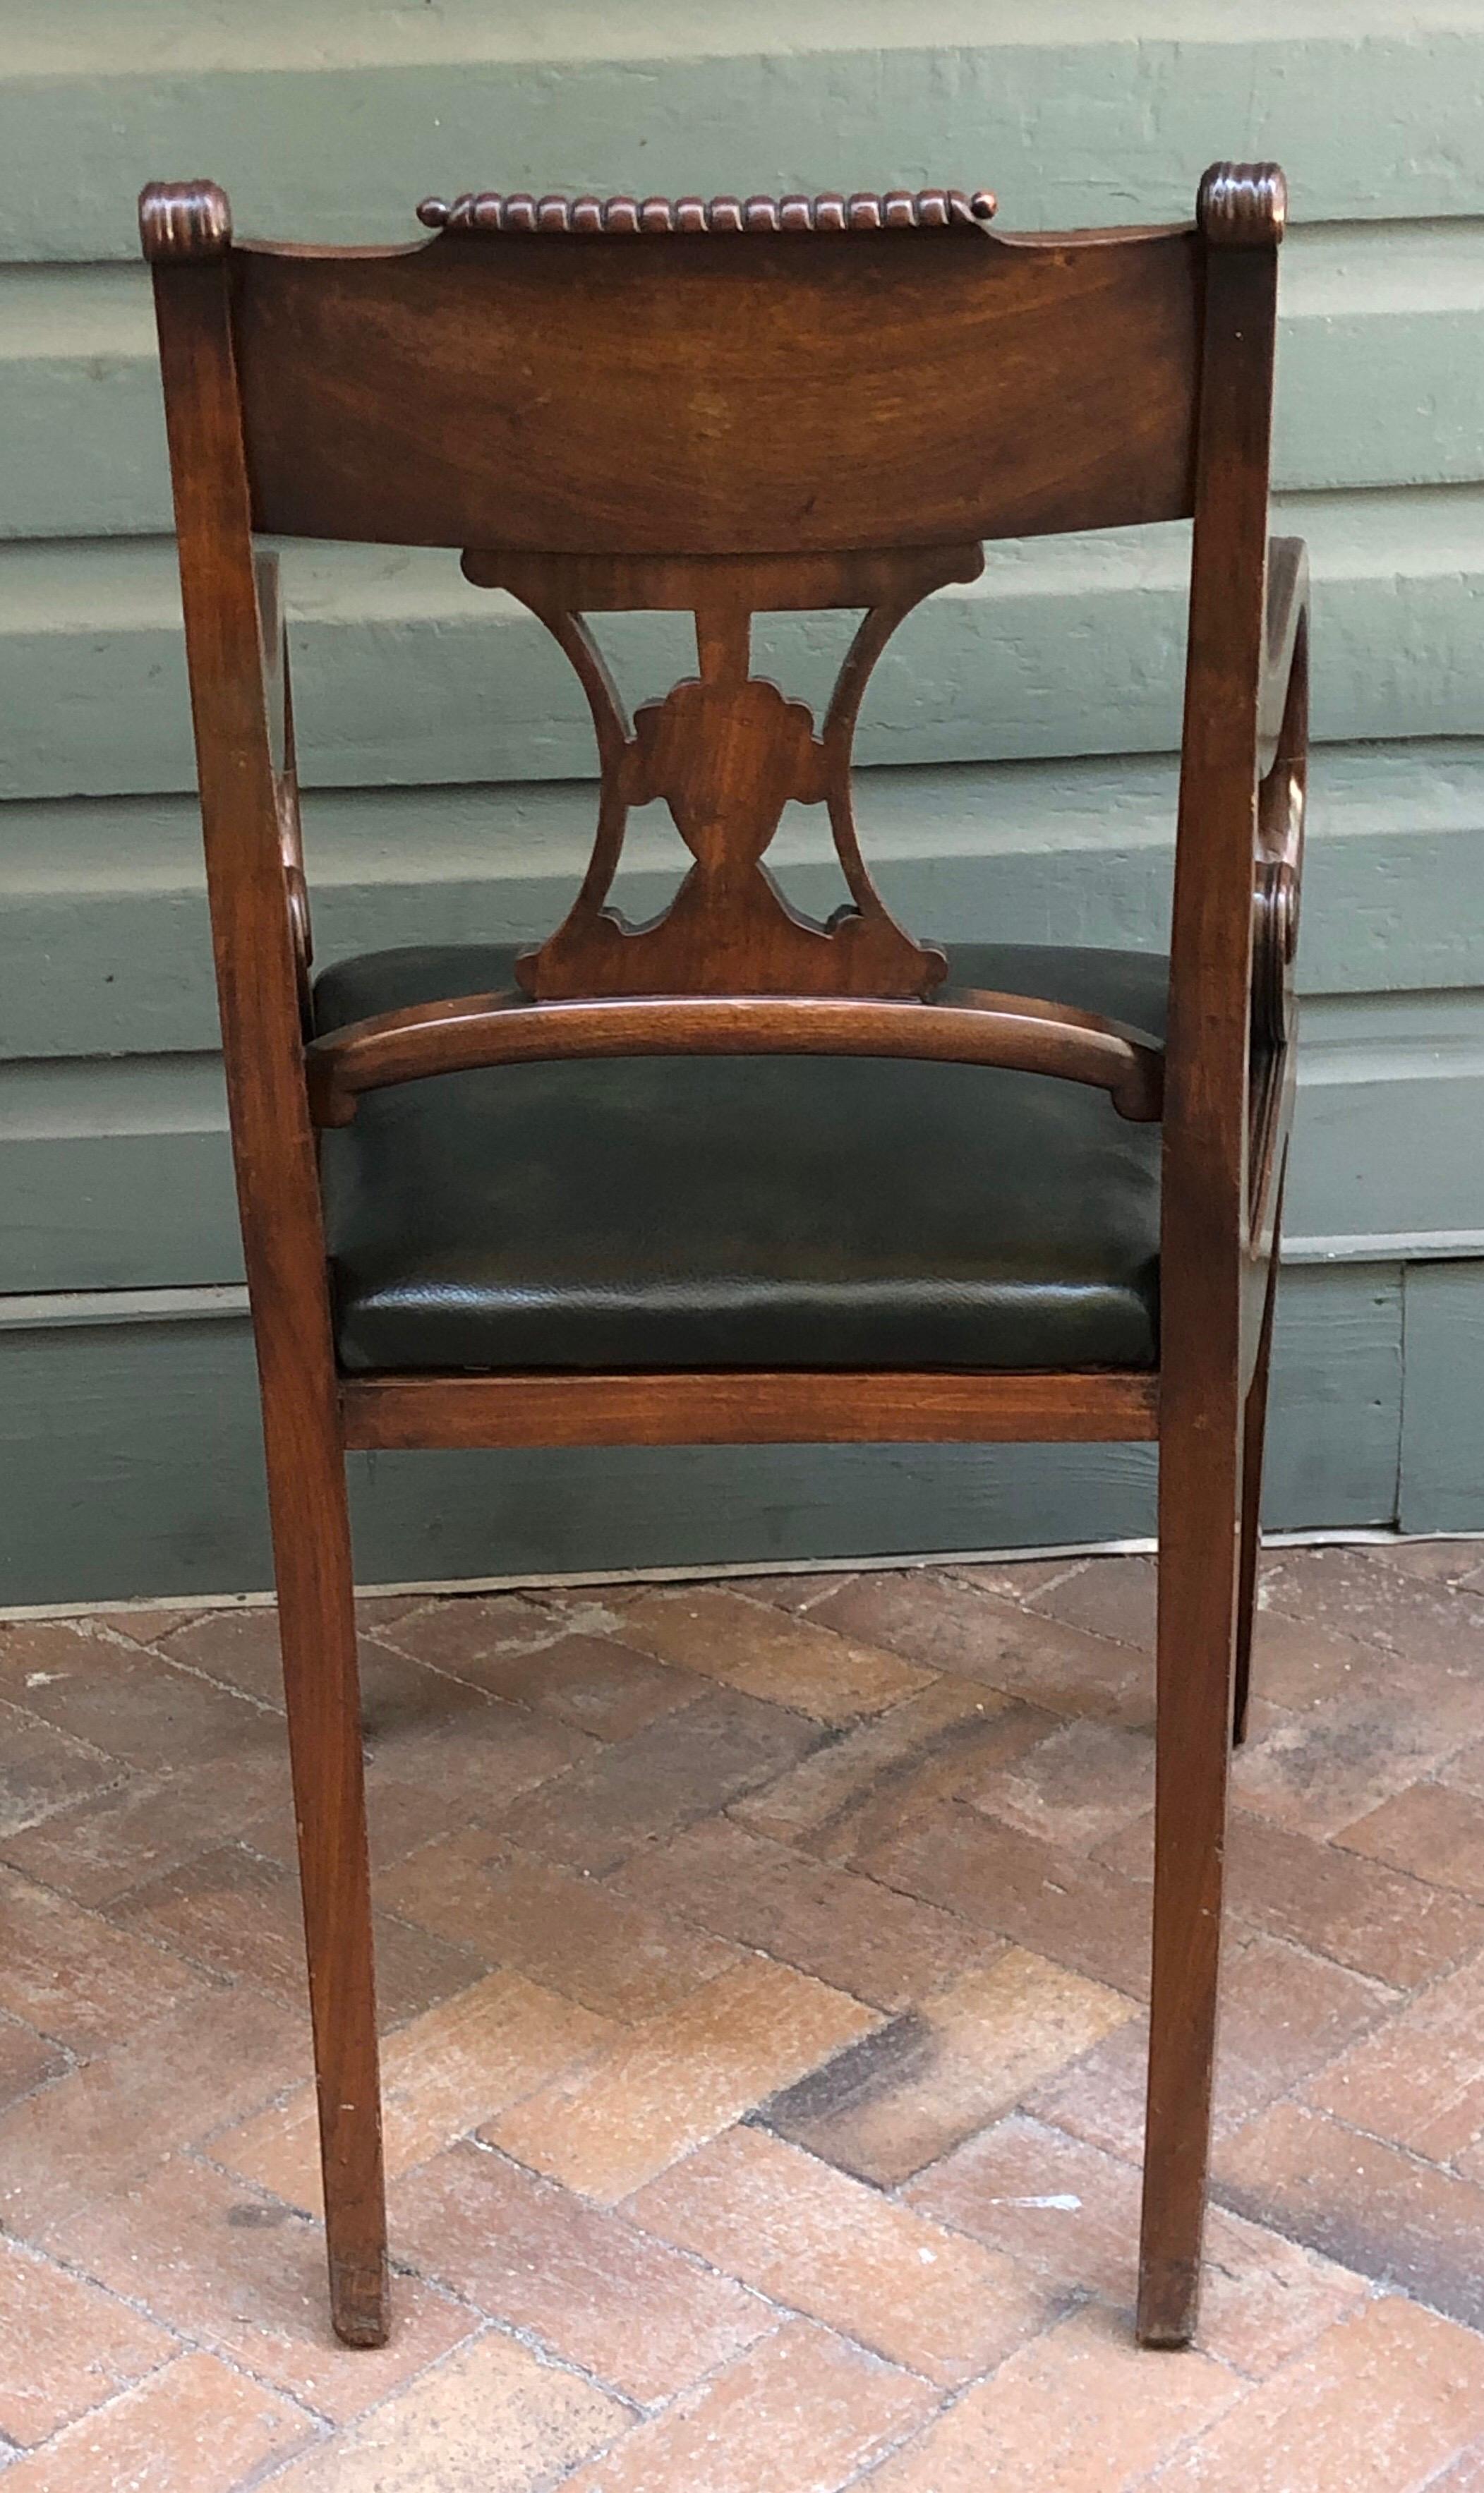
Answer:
[141, 169, 1284, 1143]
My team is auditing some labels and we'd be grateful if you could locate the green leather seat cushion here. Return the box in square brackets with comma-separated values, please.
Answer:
[315, 943, 1165, 1375]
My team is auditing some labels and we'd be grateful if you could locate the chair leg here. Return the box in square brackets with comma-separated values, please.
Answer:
[264, 1383, 388, 2347]
[1233, 1244, 1281, 1751]
[1137, 1372, 1244, 2349]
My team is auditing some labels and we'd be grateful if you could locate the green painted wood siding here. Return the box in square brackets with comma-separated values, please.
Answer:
[1, 9, 1480, 1597]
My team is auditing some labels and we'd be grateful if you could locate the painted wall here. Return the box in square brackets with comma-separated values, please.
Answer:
[1, 8, 1481, 1599]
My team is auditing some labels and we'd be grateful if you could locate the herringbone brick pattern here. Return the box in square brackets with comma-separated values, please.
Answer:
[1, 1541, 1483, 2487]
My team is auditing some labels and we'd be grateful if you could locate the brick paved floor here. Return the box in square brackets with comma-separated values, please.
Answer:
[1, 1541, 1483, 2488]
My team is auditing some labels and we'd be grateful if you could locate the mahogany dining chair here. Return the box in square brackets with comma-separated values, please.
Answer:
[141, 163, 1306, 2353]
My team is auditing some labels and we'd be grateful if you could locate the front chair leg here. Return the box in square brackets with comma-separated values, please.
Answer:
[264, 1385, 389, 2347]
[1138, 1382, 1243, 2348]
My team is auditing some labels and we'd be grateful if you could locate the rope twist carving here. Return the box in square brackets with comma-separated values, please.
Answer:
[418, 188, 996, 236]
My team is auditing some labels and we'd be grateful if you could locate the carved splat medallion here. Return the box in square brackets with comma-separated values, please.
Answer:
[461, 545, 984, 1000]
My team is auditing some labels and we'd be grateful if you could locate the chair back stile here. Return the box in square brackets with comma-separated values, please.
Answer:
[143, 193, 335, 1397]
[1138, 161, 1296, 2349]
[1164, 167, 1289, 1321]
[143, 190, 382, 2341]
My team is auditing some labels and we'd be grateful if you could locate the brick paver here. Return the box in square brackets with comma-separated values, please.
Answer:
[861, 2300, 1241, 2491]
[616, 1584, 935, 1721]
[0, 1617, 282, 1770]
[0, 1986, 308, 2241]
[1219, 1806, 1484, 1986]
[0, 2236, 172, 2447]
[759, 1946, 1135, 2184]
[728, 1675, 1051, 1861]
[0, 2012, 66, 2111]
[0, 1542, 1480, 2487]
[0, 1696, 118, 1840]
[378, 1832, 742, 2020]
[610, 1812, 999, 2010]
[0, 1862, 215, 2050]
[560, 2317, 936, 2493]
[110, 1840, 479, 2022]
[0, 2349, 316, 2492]
[1214, 2098, 1484, 2329]
[211, 1969, 616, 2214]
[1144, 2295, 1484, 2492]
[247, 2331, 626, 2492]
[485, 1956, 877, 2200]
[50, 2151, 480, 2424]
[624, 2122, 1051, 2384]
[390, 2140, 771, 2403]
[1337, 1776, 1484, 1900]
[1302, 1949, 1484, 2162]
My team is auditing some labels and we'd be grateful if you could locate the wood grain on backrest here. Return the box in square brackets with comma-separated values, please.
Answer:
[146, 170, 1289, 1061]
[230, 197, 1202, 553]
[215, 187, 1205, 1009]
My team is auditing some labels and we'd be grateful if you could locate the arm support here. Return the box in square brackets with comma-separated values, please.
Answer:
[1247, 536, 1308, 1242]
[306, 984, 1164, 1128]
[1252, 537, 1309, 1058]
[255, 549, 313, 1022]
[1257, 537, 1308, 778]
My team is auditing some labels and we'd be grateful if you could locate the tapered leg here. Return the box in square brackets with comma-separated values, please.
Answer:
[1137, 1370, 1244, 2348]
[263, 1380, 388, 2347]
[1233, 1241, 1281, 1750]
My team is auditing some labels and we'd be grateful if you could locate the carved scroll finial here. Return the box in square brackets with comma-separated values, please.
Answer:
[416, 187, 996, 237]
[1197, 162, 1286, 249]
[138, 180, 233, 261]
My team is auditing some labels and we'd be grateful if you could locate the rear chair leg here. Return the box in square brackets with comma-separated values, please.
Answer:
[265, 1385, 388, 2346]
[1138, 1378, 1244, 2348]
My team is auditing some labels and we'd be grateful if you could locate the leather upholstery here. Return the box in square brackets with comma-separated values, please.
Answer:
[315, 943, 1166, 1375]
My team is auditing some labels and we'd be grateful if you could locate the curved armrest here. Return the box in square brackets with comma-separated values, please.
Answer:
[306, 986, 1164, 1128]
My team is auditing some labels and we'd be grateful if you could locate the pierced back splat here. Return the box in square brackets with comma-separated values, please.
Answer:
[461, 544, 982, 1000]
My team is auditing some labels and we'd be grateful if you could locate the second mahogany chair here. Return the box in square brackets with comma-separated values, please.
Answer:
[142, 166, 1306, 2353]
